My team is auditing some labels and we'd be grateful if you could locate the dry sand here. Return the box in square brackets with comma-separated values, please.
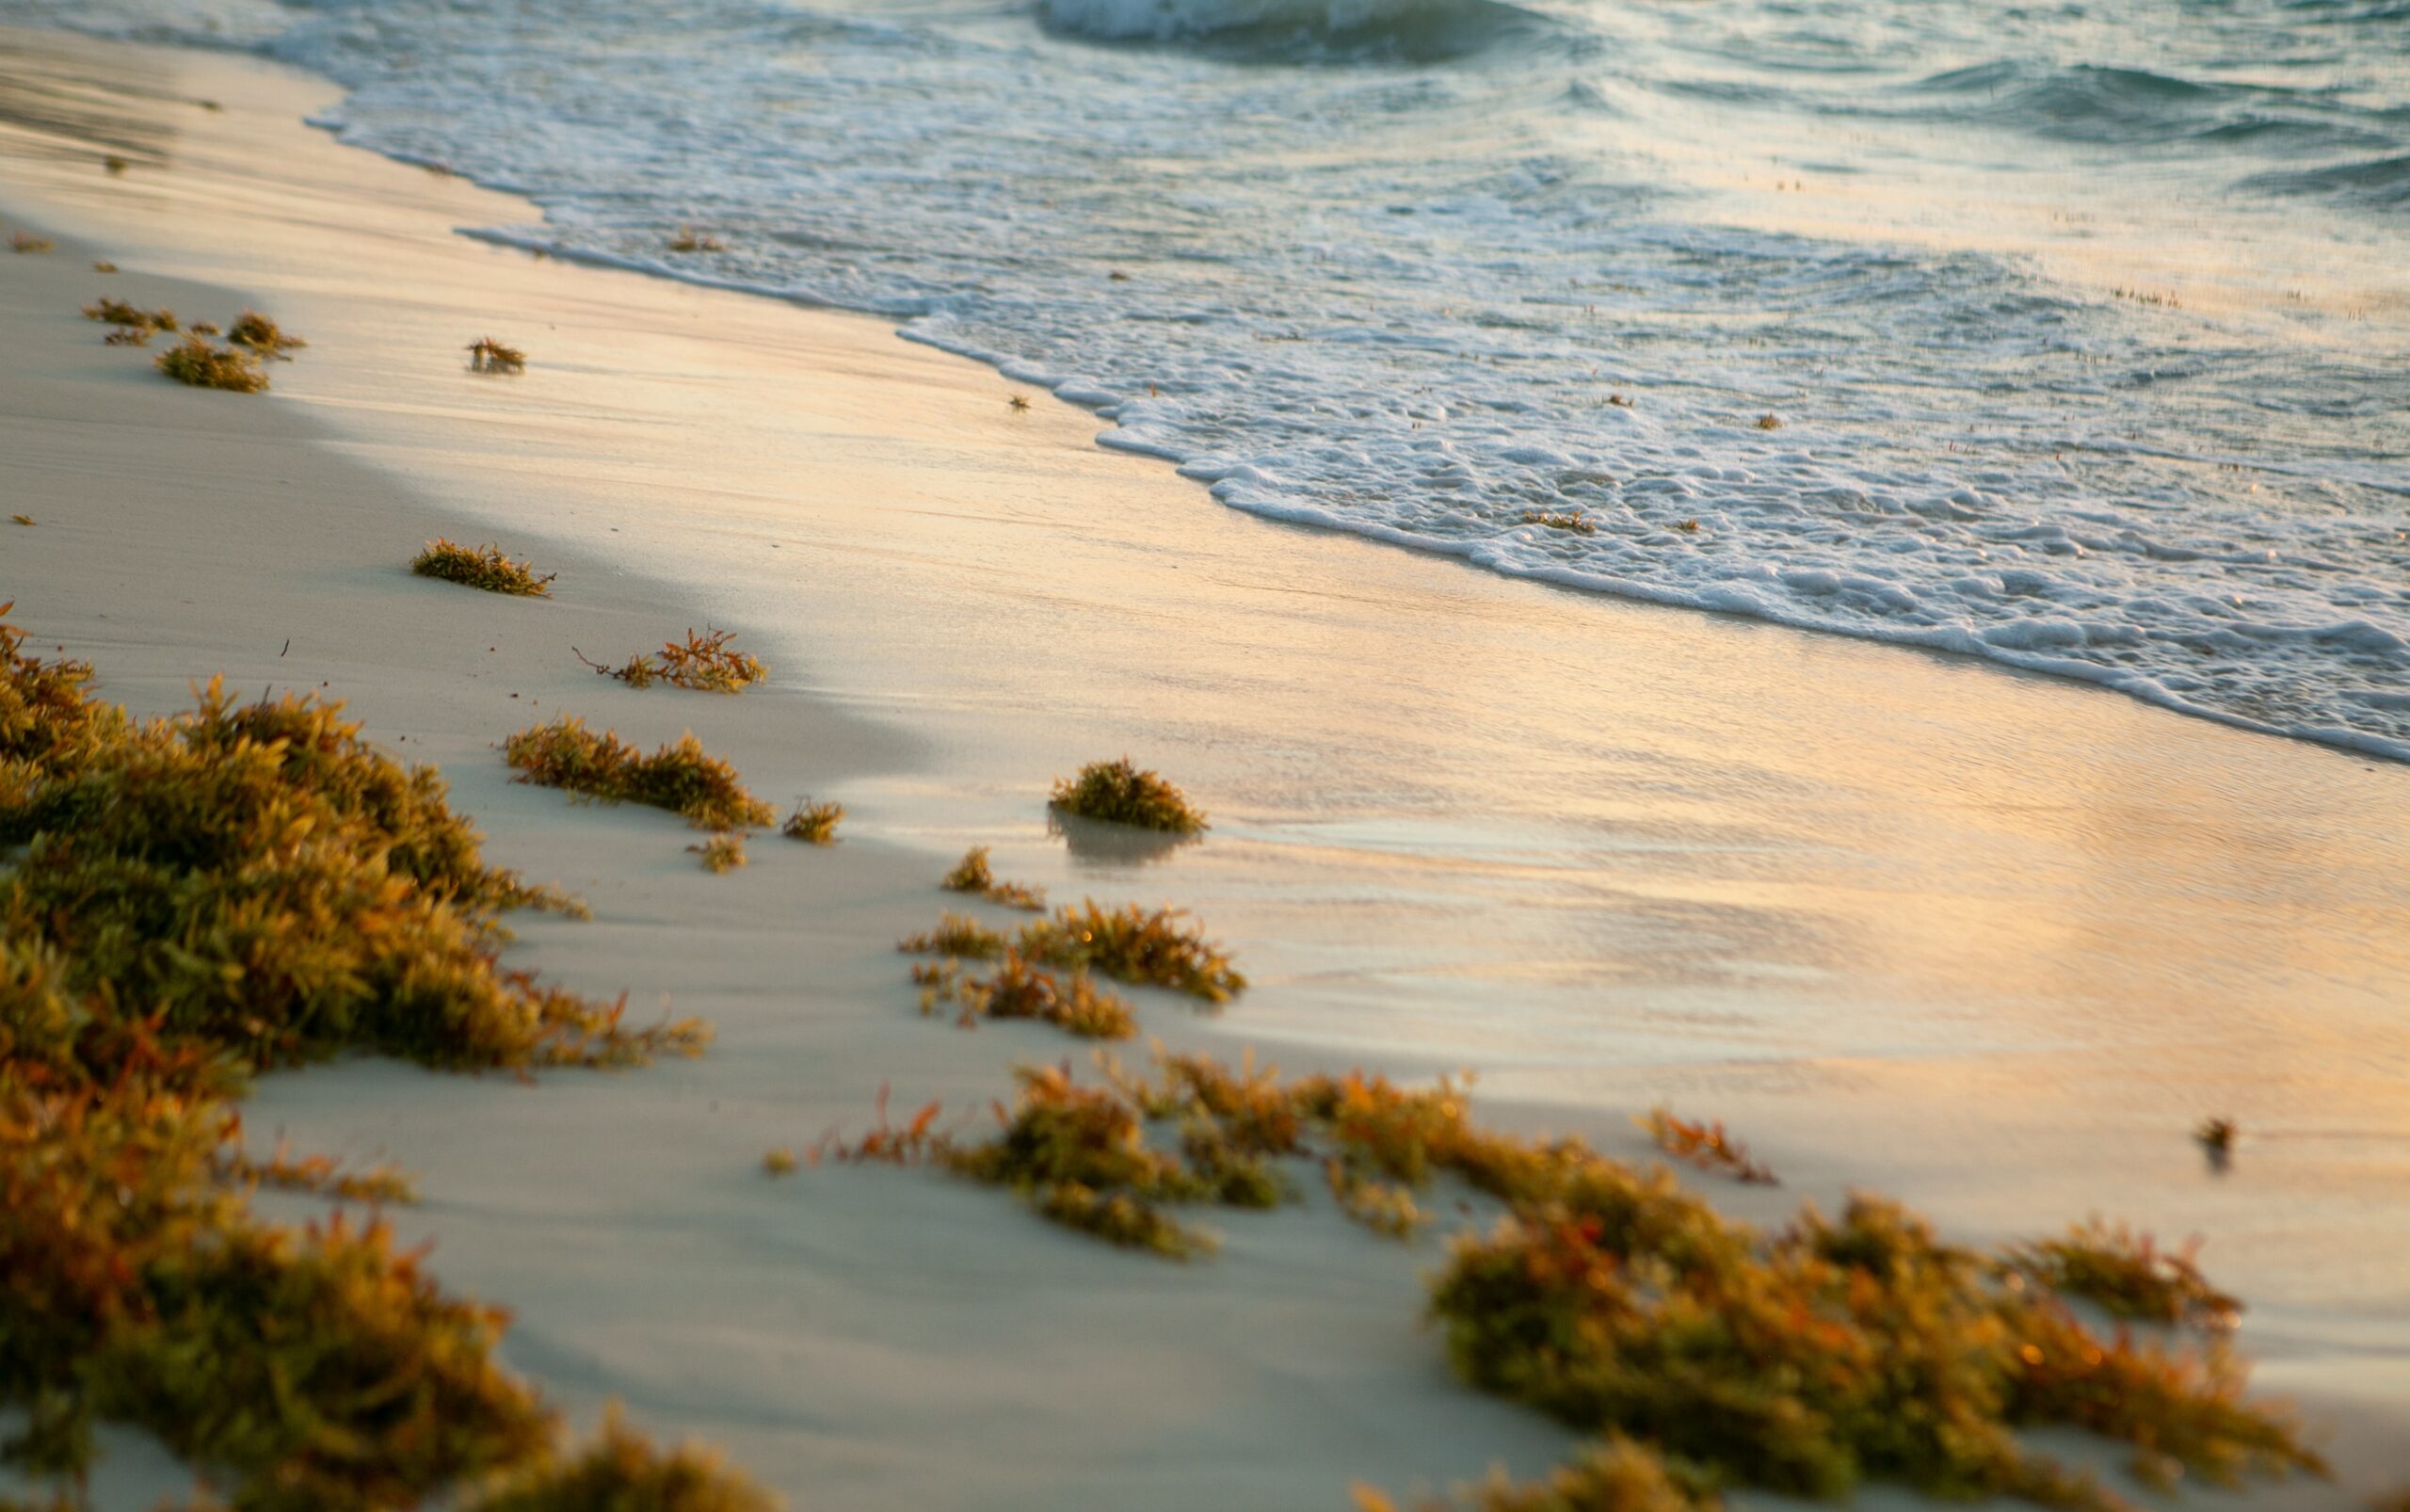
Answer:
[2, 24, 2406, 1508]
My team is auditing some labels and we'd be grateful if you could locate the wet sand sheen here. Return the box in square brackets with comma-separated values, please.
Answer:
[2, 24, 2405, 1505]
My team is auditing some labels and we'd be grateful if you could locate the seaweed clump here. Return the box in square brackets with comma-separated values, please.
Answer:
[782, 798, 843, 844]
[1353, 1437, 1713, 1512]
[688, 833, 747, 873]
[940, 844, 1044, 910]
[897, 911, 1008, 960]
[411, 538, 556, 597]
[667, 228, 727, 253]
[842, 1042, 2326, 1512]
[585, 628, 767, 694]
[155, 335, 268, 394]
[1520, 510, 1596, 535]
[2006, 1219, 2241, 1330]
[0, 606, 739, 1506]
[915, 948, 1135, 1040]
[469, 1407, 779, 1511]
[901, 898, 1242, 1003]
[1048, 756, 1207, 834]
[83, 297, 176, 331]
[227, 308, 306, 357]
[1019, 899, 1245, 1003]
[504, 716, 776, 831]
[9, 231, 54, 253]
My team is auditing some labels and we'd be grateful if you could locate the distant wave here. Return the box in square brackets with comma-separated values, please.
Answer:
[2245, 152, 2410, 211]
[1038, 0, 1545, 58]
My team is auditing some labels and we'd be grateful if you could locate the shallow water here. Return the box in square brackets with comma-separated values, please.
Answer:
[12, 0, 2410, 757]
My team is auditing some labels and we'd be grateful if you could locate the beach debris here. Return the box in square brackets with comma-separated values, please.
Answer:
[1007, 393, 1031, 410]
[1638, 1106, 1778, 1185]
[9, 514, 33, 526]
[155, 334, 269, 393]
[1520, 509, 1595, 535]
[762, 1148, 798, 1177]
[227, 309, 307, 357]
[1756, 411, 1784, 429]
[2195, 1116, 2237, 1171]
[9, 231, 55, 253]
[103, 154, 127, 175]
[1109, 270, 1131, 281]
[941, 844, 1045, 910]
[2006, 1218, 2241, 1331]
[504, 716, 776, 830]
[83, 297, 177, 331]
[1606, 393, 1635, 407]
[666, 226, 726, 253]
[411, 538, 556, 596]
[91, 260, 117, 273]
[780, 797, 844, 844]
[1675, 519, 1700, 532]
[467, 335, 526, 373]
[687, 832, 747, 873]
[1048, 756, 1208, 834]
[578, 626, 767, 693]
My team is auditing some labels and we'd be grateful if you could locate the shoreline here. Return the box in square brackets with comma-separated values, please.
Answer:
[5, 24, 2409, 1508]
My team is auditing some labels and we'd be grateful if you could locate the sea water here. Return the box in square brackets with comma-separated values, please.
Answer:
[16, 0, 2410, 758]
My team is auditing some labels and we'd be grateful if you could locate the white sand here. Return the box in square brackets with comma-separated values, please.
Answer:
[3, 24, 2406, 1507]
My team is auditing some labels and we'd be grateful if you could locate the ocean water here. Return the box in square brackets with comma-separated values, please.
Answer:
[16, 0, 2410, 758]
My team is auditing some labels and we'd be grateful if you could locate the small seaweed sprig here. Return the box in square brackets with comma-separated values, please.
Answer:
[83, 297, 177, 331]
[1639, 1106, 1778, 1185]
[578, 627, 766, 694]
[467, 336, 525, 374]
[941, 844, 1045, 910]
[782, 798, 843, 844]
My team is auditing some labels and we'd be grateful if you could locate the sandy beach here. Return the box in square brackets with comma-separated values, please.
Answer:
[3, 24, 2407, 1509]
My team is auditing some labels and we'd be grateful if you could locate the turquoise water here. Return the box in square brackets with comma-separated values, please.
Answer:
[15, 0, 2410, 755]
